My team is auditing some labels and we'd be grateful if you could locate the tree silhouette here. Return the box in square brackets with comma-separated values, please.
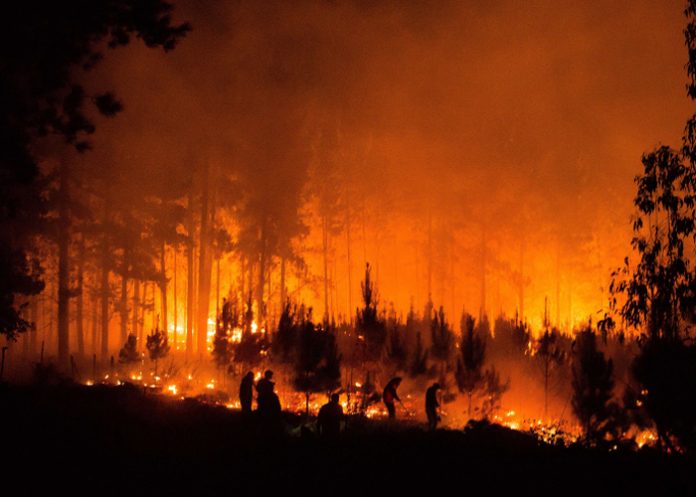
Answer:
[535, 328, 565, 420]
[119, 334, 140, 364]
[146, 326, 170, 377]
[356, 263, 386, 364]
[408, 332, 429, 378]
[455, 313, 486, 418]
[608, 12, 696, 446]
[0, 1, 189, 343]
[293, 319, 342, 415]
[571, 328, 617, 445]
[430, 306, 455, 378]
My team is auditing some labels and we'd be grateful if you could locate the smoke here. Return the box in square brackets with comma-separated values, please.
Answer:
[81, 0, 690, 327]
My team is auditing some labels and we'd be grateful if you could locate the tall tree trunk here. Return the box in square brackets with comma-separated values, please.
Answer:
[256, 215, 268, 325]
[427, 208, 432, 303]
[479, 228, 487, 322]
[186, 191, 195, 361]
[215, 255, 221, 319]
[132, 279, 140, 339]
[100, 204, 111, 362]
[173, 247, 178, 350]
[322, 215, 329, 323]
[518, 240, 525, 323]
[57, 159, 71, 370]
[346, 208, 353, 324]
[280, 256, 286, 309]
[91, 292, 98, 356]
[160, 241, 168, 334]
[120, 251, 129, 346]
[197, 164, 214, 357]
[76, 233, 85, 358]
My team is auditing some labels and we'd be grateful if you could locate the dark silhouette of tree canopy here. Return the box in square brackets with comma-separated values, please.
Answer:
[356, 263, 387, 364]
[293, 318, 342, 415]
[146, 326, 170, 376]
[605, 1, 696, 451]
[430, 306, 455, 372]
[0, 1, 189, 340]
[571, 328, 617, 445]
[119, 333, 140, 364]
[455, 313, 486, 418]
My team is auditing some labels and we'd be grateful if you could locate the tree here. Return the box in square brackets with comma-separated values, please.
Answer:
[0, 1, 189, 346]
[455, 314, 485, 418]
[385, 320, 408, 375]
[480, 366, 509, 420]
[408, 332, 429, 379]
[146, 326, 170, 377]
[119, 334, 140, 364]
[430, 306, 455, 378]
[356, 263, 387, 364]
[293, 319, 342, 415]
[571, 328, 617, 445]
[534, 329, 565, 420]
[607, 4, 696, 446]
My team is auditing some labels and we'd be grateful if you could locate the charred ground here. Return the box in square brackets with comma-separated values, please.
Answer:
[2, 383, 693, 497]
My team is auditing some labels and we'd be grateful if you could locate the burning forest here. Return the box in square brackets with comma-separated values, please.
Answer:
[2, 1, 696, 495]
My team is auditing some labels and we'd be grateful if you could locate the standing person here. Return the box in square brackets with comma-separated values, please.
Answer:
[317, 393, 344, 439]
[256, 369, 275, 414]
[425, 382, 441, 430]
[239, 371, 255, 414]
[382, 377, 402, 420]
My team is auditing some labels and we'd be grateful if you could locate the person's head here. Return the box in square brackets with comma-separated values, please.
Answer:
[244, 371, 253, 380]
[432, 382, 441, 390]
[264, 369, 273, 380]
[393, 377, 402, 386]
[330, 393, 340, 403]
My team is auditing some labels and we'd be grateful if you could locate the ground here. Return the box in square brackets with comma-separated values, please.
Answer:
[1, 383, 694, 496]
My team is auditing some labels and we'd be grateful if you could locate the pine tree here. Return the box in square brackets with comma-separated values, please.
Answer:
[571, 328, 616, 445]
[455, 313, 485, 418]
[146, 326, 170, 377]
[119, 334, 141, 364]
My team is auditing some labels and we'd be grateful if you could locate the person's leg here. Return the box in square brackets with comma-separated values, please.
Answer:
[387, 402, 395, 419]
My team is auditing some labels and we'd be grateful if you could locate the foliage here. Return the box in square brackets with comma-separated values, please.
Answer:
[0, 1, 189, 340]
[479, 366, 510, 420]
[408, 332, 428, 378]
[118, 334, 140, 364]
[356, 263, 387, 363]
[455, 314, 486, 416]
[571, 328, 618, 445]
[146, 326, 170, 363]
[293, 319, 343, 413]
[430, 306, 455, 368]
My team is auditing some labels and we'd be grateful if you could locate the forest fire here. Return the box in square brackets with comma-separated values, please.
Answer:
[3, 1, 696, 495]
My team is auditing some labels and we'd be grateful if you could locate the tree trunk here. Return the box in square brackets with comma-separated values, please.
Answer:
[186, 191, 195, 361]
[322, 215, 329, 323]
[173, 247, 178, 350]
[91, 292, 98, 356]
[346, 208, 353, 324]
[160, 241, 168, 334]
[197, 163, 214, 357]
[57, 159, 71, 370]
[76, 233, 85, 358]
[100, 204, 111, 363]
[132, 279, 140, 340]
[120, 252, 129, 346]
[256, 215, 268, 324]
[280, 256, 286, 309]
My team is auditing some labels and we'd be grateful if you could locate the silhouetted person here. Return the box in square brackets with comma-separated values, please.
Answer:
[317, 393, 344, 438]
[256, 369, 275, 414]
[239, 371, 254, 414]
[383, 377, 402, 420]
[425, 382, 441, 430]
